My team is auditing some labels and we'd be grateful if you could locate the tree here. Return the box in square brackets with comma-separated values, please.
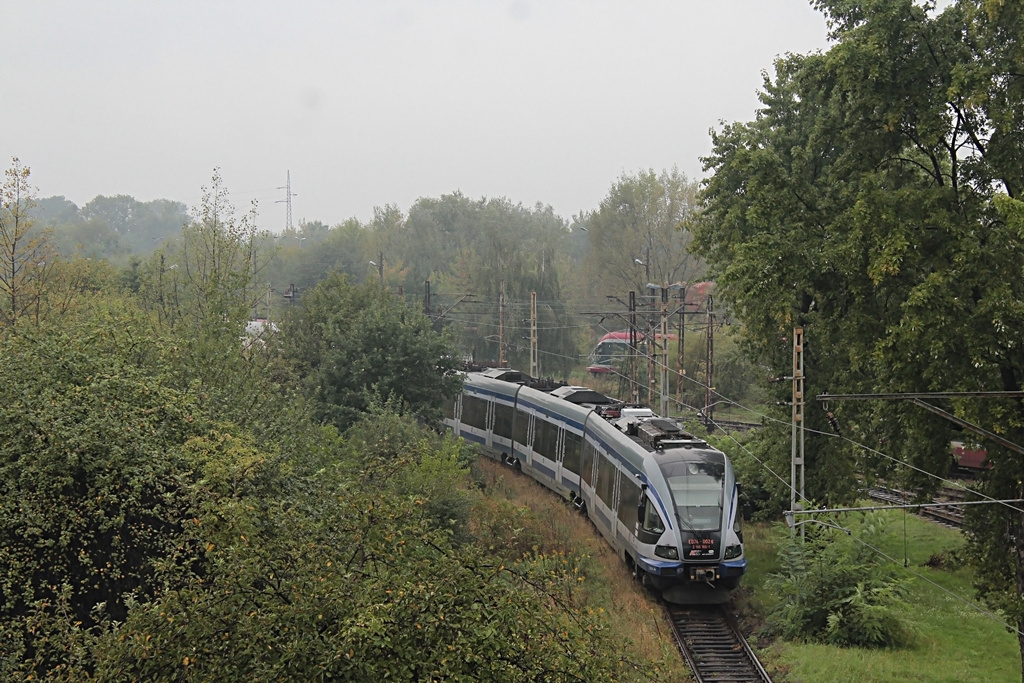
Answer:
[80, 194, 188, 254]
[439, 197, 578, 375]
[265, 217, 373, 300]
[280, 273, 462, 430]
[581, 168, 705, 298]
[694, 0, 1024, 669]
[0, 158, 51, 328]
[400, 192, 477, 288]
[37, 194, 189, 259]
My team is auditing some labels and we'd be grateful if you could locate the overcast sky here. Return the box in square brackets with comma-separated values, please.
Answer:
[3, 1, 830, 232]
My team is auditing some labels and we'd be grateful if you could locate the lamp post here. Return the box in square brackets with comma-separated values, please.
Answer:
[368, 252, 384, 286]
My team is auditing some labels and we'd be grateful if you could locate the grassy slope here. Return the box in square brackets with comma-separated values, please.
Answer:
[469, 457, 691, 682]
[741, 512, 1020, 683]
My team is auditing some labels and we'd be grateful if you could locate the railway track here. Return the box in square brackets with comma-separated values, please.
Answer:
[665, 604, 771, 683]
[702, 417, 762, 433]
[867, 487, 965, 528]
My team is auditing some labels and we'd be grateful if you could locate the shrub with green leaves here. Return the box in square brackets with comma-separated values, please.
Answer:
[764, 513, 914, 648]
[0, 324, 209, 676]
[84, 419, 632, 682]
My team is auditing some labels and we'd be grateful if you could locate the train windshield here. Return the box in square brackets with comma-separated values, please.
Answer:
[590, 340, 628, 366]
[662, 459, 724, 532]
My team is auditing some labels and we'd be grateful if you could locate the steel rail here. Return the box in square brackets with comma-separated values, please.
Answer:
[665, 603, 771, 683]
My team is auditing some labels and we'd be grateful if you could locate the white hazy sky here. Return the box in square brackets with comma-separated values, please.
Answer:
[3, 1, 830, 231]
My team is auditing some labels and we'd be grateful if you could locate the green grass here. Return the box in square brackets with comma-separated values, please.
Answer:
[742, 509, 1021, 682]
[469, 457, 691, 681]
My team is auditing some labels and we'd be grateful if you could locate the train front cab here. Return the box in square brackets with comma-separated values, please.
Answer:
[638, 449, 746, 593]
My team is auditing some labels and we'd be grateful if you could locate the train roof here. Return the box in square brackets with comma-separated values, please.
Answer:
[475, 368, 567, 392]
[549, 385, 618, 406]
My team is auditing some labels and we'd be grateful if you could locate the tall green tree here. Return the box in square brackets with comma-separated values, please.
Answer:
[132, 170, 296, 442]
[397, 193, 579, 375]
[695, 0, 1024, 668]
[581, 168, 705, 298]
[281, 273, 462, 430]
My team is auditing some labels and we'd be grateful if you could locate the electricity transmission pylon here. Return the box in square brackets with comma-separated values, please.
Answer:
[276, 171, 297, 232]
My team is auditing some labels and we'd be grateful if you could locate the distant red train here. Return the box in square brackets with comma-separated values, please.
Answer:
[952, 441, 988, 475]
[586, 281, 714, 376]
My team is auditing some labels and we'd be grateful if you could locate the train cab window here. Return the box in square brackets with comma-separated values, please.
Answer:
[513, 409, 532, 447]
[662, 460, 724, 532]
[636, 490, 667, 544]
[616, 475, 640, 526]
[563, 431, 582, 475]
[642, 496, 666, 534]
[580, 440, 596, 486]
[461, 395, 488, 430]
[596, 454, 615, 506]
[493, 403, 514, 439]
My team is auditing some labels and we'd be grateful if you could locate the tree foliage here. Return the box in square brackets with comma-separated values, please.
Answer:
[35, 194, 188, 259]
[694, 0, 1024, 665]
[0, 315, 208, 676]
[50, 412, 630, 682]
[581, 168, 705, 298]
[281, 273, 462, 430]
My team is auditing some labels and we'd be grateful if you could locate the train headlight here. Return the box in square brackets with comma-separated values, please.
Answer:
[724, 544, 742, 560]
[655, 545, 679, 560]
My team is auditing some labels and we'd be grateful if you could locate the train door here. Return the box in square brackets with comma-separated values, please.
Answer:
[561, 430, 583, 500]
[553, 426, 565, 488]
[443, 392, 462, 435]
[522, 411, 536, 469]
[594, 449, 617, 537]
[485, 398, 496, 449]
[611, 468, 626, 553]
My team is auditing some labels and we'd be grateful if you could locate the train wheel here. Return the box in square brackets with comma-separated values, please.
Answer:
[629, 557, 650, 589]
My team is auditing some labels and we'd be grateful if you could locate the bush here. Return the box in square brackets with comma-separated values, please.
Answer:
[85, 418, 632, 682]
[764, 513, 914, 648]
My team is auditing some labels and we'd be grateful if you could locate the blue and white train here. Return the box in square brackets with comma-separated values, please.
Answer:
[443, 368, 746, 602]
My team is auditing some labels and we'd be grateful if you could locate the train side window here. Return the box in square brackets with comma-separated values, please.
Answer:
[493, 403, 514, 439]
[580, 440, 596, 486]
[617, 475, 640, 527]
[596, 453, 615, 506]
[513, 408, 531, 447]
[535, 419, 557, 459]
[462, 395, 488, 429]
[442, 395, 456, 420]
[563, 431, 582, 475]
